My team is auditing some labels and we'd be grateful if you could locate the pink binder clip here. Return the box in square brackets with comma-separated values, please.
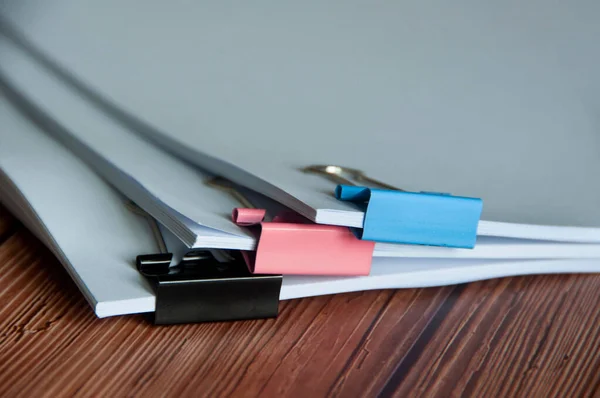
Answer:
[233, 208, 375, 276]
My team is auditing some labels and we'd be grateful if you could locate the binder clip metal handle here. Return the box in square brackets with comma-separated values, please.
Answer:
[127, 201, 282, 325]
[303, 165, 403, 191]
[303, 165, 483, 249]
[207, 178, 375, 276]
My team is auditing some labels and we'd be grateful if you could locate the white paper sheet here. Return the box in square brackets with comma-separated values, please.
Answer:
[0, 95, 157, 317]
[0, 33, 259, 250]
[1, 1, 599, 243]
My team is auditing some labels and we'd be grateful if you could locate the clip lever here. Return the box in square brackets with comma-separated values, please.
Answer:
[304, 165, 483, 249]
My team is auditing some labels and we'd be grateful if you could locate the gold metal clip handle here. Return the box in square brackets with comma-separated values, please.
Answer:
[125, 200, 168, 254]
[205, 177, 256, 209]
[302, 165, 403, 191]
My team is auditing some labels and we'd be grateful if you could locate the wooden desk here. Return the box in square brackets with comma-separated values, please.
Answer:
[1, 204, 599, 397]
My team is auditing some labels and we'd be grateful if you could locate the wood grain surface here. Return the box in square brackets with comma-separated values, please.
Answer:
[1, 204, 600, 398]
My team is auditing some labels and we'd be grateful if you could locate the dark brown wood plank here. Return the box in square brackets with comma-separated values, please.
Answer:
[377, 275, 600, 397]
[2, 205, 600, 397]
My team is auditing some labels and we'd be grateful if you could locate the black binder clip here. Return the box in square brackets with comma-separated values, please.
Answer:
[126, 200, 282, 325]
[137, 250, 282, 325]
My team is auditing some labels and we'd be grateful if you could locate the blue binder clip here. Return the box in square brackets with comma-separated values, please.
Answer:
[303, 166, 483, 249]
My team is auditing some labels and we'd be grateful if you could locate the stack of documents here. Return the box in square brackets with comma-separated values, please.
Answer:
[1, 1, 599, 323]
